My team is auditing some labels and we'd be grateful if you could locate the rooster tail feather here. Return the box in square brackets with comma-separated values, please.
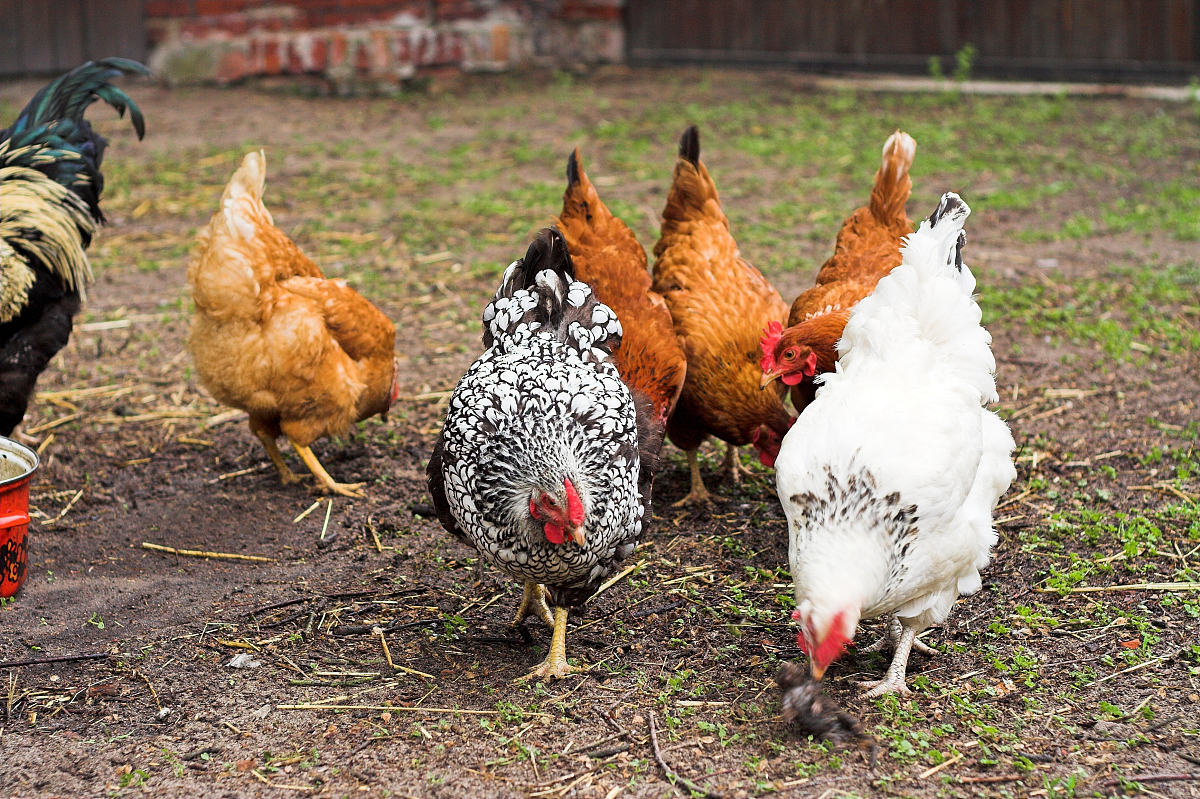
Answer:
[867, 130, 915, 228]
[678, 125, 701, 166]
[7, 58, 149, 141]
[0, 59, 149, 225]
[482, 228, 623, 360]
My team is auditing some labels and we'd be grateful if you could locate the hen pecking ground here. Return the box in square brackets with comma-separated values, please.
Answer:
[0, 68, 1197, 798]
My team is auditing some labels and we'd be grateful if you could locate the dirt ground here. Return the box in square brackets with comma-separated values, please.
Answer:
[1, 68, 1198, 799]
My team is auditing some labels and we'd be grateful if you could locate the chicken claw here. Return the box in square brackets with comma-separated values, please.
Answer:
[858, 624, 917, 697]
[516, 606, 583, 681]
[513, 582, 555, 628]
[290, 440, 366, 498]
[671, 449, 712, 506]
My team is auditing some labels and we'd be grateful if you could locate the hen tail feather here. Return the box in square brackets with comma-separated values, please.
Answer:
[679, 125, 700, 166]
[482, 228, 623, 362]
[867, 130, 915, 228]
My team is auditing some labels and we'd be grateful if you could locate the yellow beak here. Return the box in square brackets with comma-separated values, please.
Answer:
[760, 370, 782, 390]
[567, 526, 586, 547]
[810, 661, 826, 680]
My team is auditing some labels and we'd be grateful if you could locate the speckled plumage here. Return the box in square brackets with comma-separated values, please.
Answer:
[428, 229, 645, 608]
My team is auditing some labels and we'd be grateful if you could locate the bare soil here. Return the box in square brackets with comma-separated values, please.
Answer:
[1, 69, 1198, 798]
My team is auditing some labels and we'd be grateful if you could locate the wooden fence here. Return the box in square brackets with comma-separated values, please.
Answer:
[0, 0, 145, 76]
[626, 0, 1200, 82]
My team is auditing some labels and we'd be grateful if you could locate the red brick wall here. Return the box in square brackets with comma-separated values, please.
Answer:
[146, 1, 625, 85]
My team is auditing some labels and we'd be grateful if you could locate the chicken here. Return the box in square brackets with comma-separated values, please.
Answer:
[557, 148, 686, 498]
[760, 131, 916, 417]
[651, 126, 792, 504]
[1, 59, 148, 436]
[188, 151, 398, 497]
[427, 228, 649, 679]
[776, 194, 1015, 697]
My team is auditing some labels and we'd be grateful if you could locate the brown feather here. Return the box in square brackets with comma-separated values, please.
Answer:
[652, 129, 791, 451]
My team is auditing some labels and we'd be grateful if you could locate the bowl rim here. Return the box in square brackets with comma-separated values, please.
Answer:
[0, 436, 40, 488]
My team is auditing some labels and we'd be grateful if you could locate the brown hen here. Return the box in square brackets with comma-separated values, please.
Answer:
[652, 126, 792, 504]
[557, 149, 687, 431]
[760, 131, 915, 416]
[188, 151, 399, 497]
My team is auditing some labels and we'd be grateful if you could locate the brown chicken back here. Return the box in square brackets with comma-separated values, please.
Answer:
[188, 151, 398, 497]
[652, 126, 791, 505]
[557, 149, 687, 430]
[760, 130, 916, 415]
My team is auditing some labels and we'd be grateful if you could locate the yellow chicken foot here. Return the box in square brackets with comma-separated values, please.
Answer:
[517, 606, 583, 681]
[513, 582, 554, 628]
[253, 429, 306, 485]
[671, 449, 712, 506]
[721, 441, 745, 486]
[289, 440, 365, 498]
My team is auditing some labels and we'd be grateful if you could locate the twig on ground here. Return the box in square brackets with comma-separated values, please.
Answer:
[0, 653, 108, 669]
[648, 711, 726, 799]
[207, 462, 271, 483]
[1038, 582, 1200, 594]
[141, 542, 272, 563]
[293, 501, 321, 523]
[277, 704, 550, 717]
[320, 500, 333, 540]
[1105, 774, 1200, 786]
[135, 670, 162, 710]
[958, 775, 1023, 784]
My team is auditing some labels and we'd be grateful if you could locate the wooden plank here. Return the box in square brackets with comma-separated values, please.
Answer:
[83, 0, 146, 62]
[0, 0, 23, 74]
[19, 0, 55, 73]
[52, 0, 86, 70]
[623, 0, 1200, 76]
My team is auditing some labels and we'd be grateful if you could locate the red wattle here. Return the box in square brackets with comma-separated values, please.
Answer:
[544, 523, 566, 544]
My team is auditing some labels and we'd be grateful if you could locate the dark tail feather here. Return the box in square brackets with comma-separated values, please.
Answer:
[1, 59, 149, 224]
[482, 228, 621, 360]
[519, 228, 576, 290]
[566, 148, 581, 188]
[679, 125, 700, 166]
[6, 58, 149, 141]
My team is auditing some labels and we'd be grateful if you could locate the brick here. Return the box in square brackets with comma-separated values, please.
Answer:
[217, 47, 252, 82]
[329, 31, 348, 68]
[194, 0, 254, 15]
[145, 1, 192, 18]
[309, 36, 329, 70]
[263, 39, 282, 73]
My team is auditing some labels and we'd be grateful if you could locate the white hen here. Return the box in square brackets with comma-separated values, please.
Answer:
[776, 193, 1015, 697]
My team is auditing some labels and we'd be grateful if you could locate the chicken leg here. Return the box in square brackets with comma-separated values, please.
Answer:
[671, 449, 711, 506]
[721, 441, 747, 486]
[513, 582, 555, 628]
[518, 606, 582, 681]
[289, 439, 365, 498]
[254, 428, 306, 485]
[859, 623, 919, 697]
[858, 614, 938, 656]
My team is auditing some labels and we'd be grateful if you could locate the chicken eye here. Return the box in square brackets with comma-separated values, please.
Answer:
[783, 350, 795, 360]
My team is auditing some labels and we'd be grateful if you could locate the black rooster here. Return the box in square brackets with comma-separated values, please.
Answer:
[0, 58, 148, 436]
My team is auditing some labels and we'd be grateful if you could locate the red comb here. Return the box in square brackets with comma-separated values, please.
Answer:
[760, 320, 784, 372]
[564, 478, 585, 526]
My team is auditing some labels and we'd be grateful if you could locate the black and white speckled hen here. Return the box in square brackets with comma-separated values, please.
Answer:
[426, 228, 653, 680]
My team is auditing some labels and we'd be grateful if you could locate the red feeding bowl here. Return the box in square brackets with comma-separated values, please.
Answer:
[0, 437, 38, 598]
